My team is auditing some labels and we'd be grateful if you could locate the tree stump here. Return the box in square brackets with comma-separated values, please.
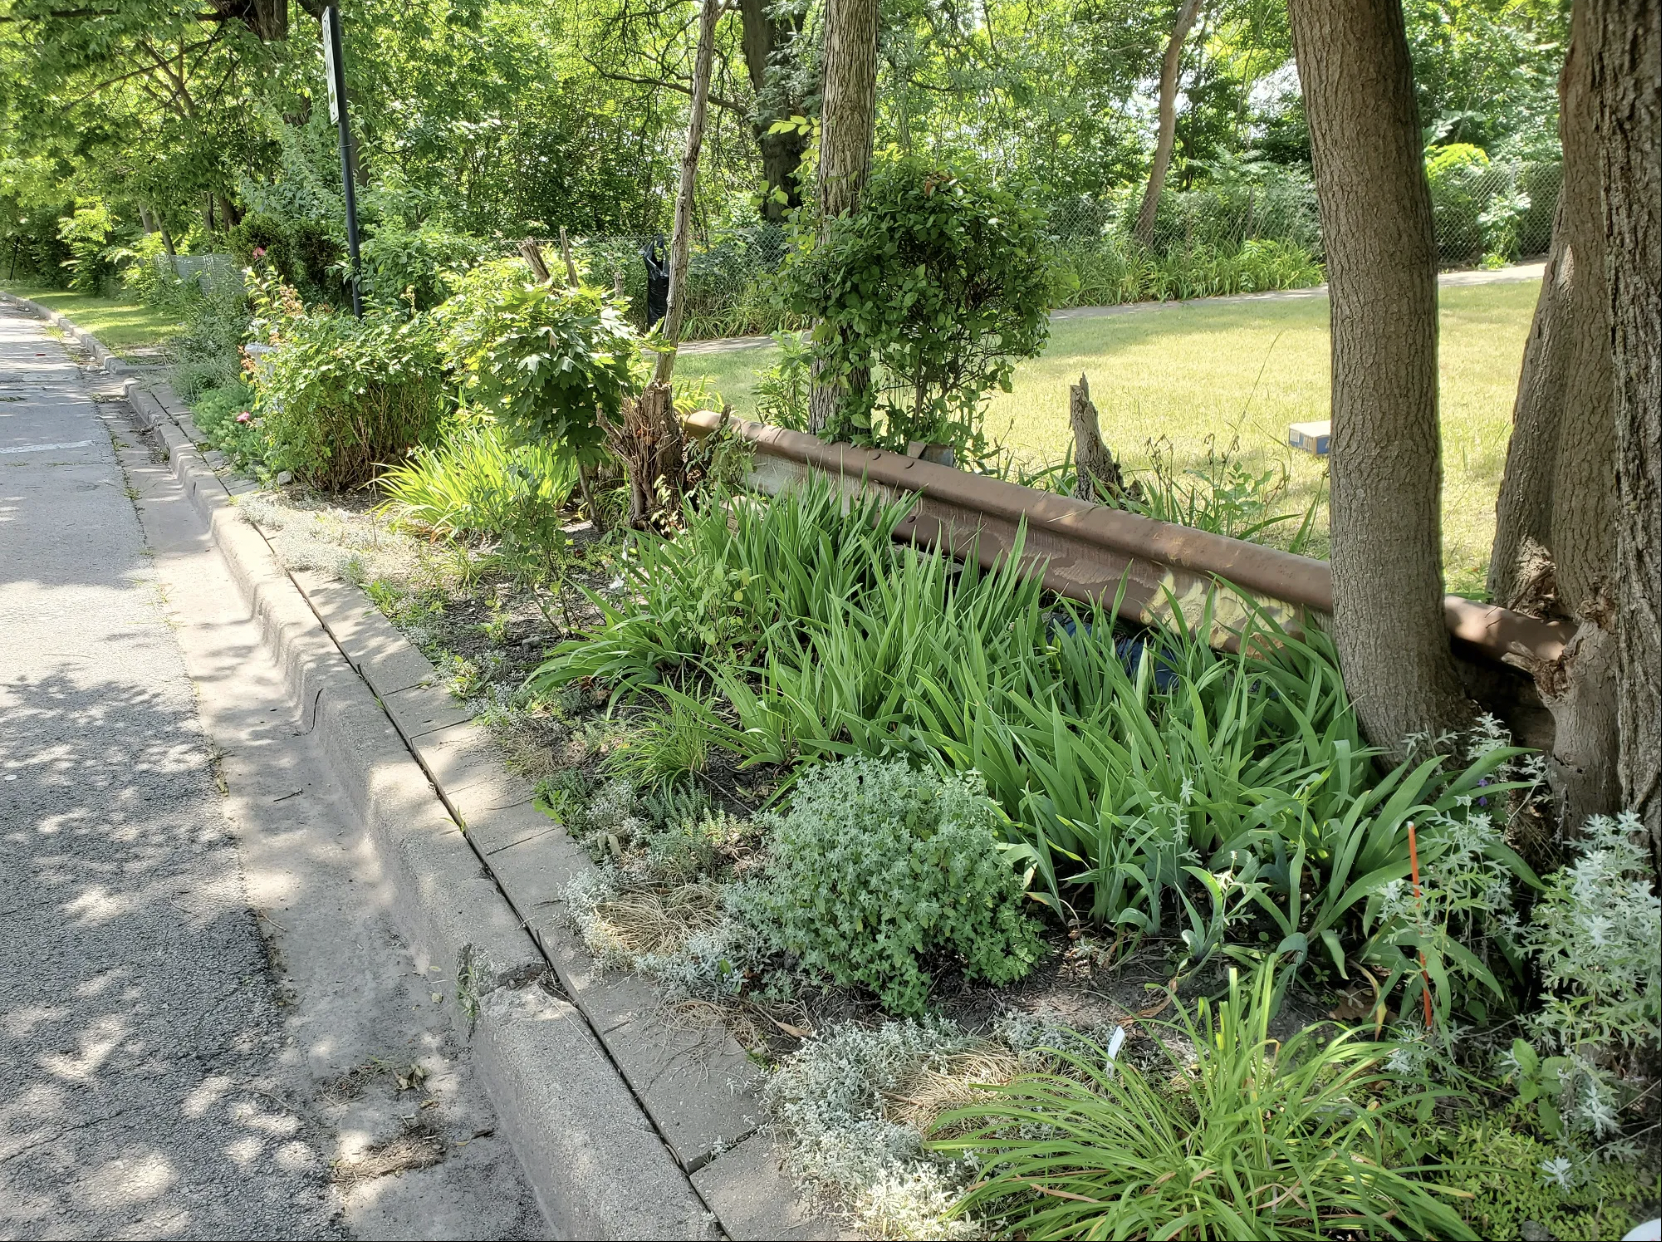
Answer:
[605, 381, 686, 529]
[1068, 373, 1131, 504]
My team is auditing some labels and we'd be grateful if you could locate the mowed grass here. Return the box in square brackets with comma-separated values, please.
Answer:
[0, 283, 179, 355]
[678, 280, 1538, 593]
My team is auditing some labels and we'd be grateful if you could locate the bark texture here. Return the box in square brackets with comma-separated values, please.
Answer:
[808, 0, 880, 434]
[740, 0, 808, 221]
[1488, 4, 1621, 829]
[605, 381, 686, 531]
[653, 0, 721, 385]
[1289, 0, 1473, 760]
[1134, 0, 1204, 249]
[1069, 374, 1132, 504]
[1590, 0, 1661, 849]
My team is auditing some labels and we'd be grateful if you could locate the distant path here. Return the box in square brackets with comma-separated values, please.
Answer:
[677, 261, 1546, 356]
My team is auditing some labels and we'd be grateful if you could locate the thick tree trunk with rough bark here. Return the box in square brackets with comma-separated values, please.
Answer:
[1589, 0, 1661, 851]
[1289, 0, 1473, 761]
[808, 0, 880, 434]
[1134, 0, 1204, 249]
[740, 0, 808, 221]
[1488, 4, 1621, 830]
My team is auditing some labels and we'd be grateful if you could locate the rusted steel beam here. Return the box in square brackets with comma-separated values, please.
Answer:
[683, 411, 1567, 667]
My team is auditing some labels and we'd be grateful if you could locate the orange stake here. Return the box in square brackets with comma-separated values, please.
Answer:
[1407, 822, 1435, 1027]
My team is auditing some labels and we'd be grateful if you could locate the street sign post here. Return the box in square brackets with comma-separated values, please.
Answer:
[321, 3, 363, 317]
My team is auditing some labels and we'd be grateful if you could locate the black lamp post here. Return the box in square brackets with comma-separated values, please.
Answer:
[320, 2, 363, 318]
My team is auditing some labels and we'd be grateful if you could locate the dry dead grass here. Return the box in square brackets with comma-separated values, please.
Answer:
[332, 1117, 446, 1186]
[586, 883, 726, 958]
[882, 1044, 1025, 1135]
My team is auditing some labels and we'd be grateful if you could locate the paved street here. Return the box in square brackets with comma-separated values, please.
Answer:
[0, 306, 547, 1239]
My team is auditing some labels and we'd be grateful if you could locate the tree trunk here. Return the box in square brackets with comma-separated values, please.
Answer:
[1589, 0, 1661, 851]
[1289, 0, 1473, 761]
[1133, 0, 1204, 250]
[808, 0, 880, 434]
[1488, 3, 1621, 830]
[739, 0, 808, 221]
[653, 0, 721, 386]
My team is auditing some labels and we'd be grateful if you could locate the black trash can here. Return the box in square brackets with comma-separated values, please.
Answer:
[641, 235, 669, 329]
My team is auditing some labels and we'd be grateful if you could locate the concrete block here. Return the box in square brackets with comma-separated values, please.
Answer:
[466, 799, 564, 858]
[472, 984, 717, 1240]
[488, 829, 592, 920]
[692, 1134, 845, 1242]
[410, 720, 503, 792]
[296, 571, 439, 696]
[384, 681, 475, 737]
[446, 767, 535, 826]
[538, 925, 765, 1171]
[359, 644, 440, 697]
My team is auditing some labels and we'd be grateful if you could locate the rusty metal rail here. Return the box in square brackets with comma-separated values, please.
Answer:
[683, 411, 1567, 667]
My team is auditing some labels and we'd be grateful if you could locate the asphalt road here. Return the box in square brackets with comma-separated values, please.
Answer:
[0, 307, 546, 1239]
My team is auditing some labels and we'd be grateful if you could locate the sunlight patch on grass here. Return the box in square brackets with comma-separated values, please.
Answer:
[1, 283, 180, 354]
[677, 281, 1537, 591]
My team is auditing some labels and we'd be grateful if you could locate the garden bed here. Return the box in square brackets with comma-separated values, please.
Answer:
[207, 444, 1657, 1241]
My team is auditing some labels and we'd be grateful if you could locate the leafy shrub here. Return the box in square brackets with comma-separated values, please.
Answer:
[252, 306, 445, 489]
[1425, 1106, 1641, 1240]
[779, 154, 1051, 456]
[733, 757, 1042, 1015]
[56, 198, 118, 293]
[377, 416, 577, 543]
[1506, 811, 1662, 1142]
[229, 210, 343, 305]
[355, 216, 487, 312]
[937, 964, 1476, 1241]
[437, 257, 641, 468]
[752, 329, 811, 430]
[187, 380, 263, 468]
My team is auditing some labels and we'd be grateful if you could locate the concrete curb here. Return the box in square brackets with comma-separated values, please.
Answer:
[119, 379, 834, 1240]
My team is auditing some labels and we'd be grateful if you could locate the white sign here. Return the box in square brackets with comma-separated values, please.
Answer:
[321, 8, 340, 125]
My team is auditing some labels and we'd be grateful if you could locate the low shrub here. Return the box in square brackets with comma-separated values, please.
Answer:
[778, 153, 1052, 457]
[437, 257, 641, 469]
[1508, 810, 1661, 1142]
[763, 1018, 983, 1238]
[377, 416, 577, 543]
[188, 380, 263, 469]
[252, 306, 445, 490]
[937, 964, 1476, 1240]
[1425, 1106, 1641, 1240]
[733, 757, 1043, 1015]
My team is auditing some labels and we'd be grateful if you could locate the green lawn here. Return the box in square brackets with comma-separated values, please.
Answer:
[0, 283, 179, 355]
[679, 281, 1538, 593]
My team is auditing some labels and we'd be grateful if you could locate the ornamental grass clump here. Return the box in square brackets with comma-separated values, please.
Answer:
[733, 757, 1042, 1015]
[936, 963, 1477, 1241]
